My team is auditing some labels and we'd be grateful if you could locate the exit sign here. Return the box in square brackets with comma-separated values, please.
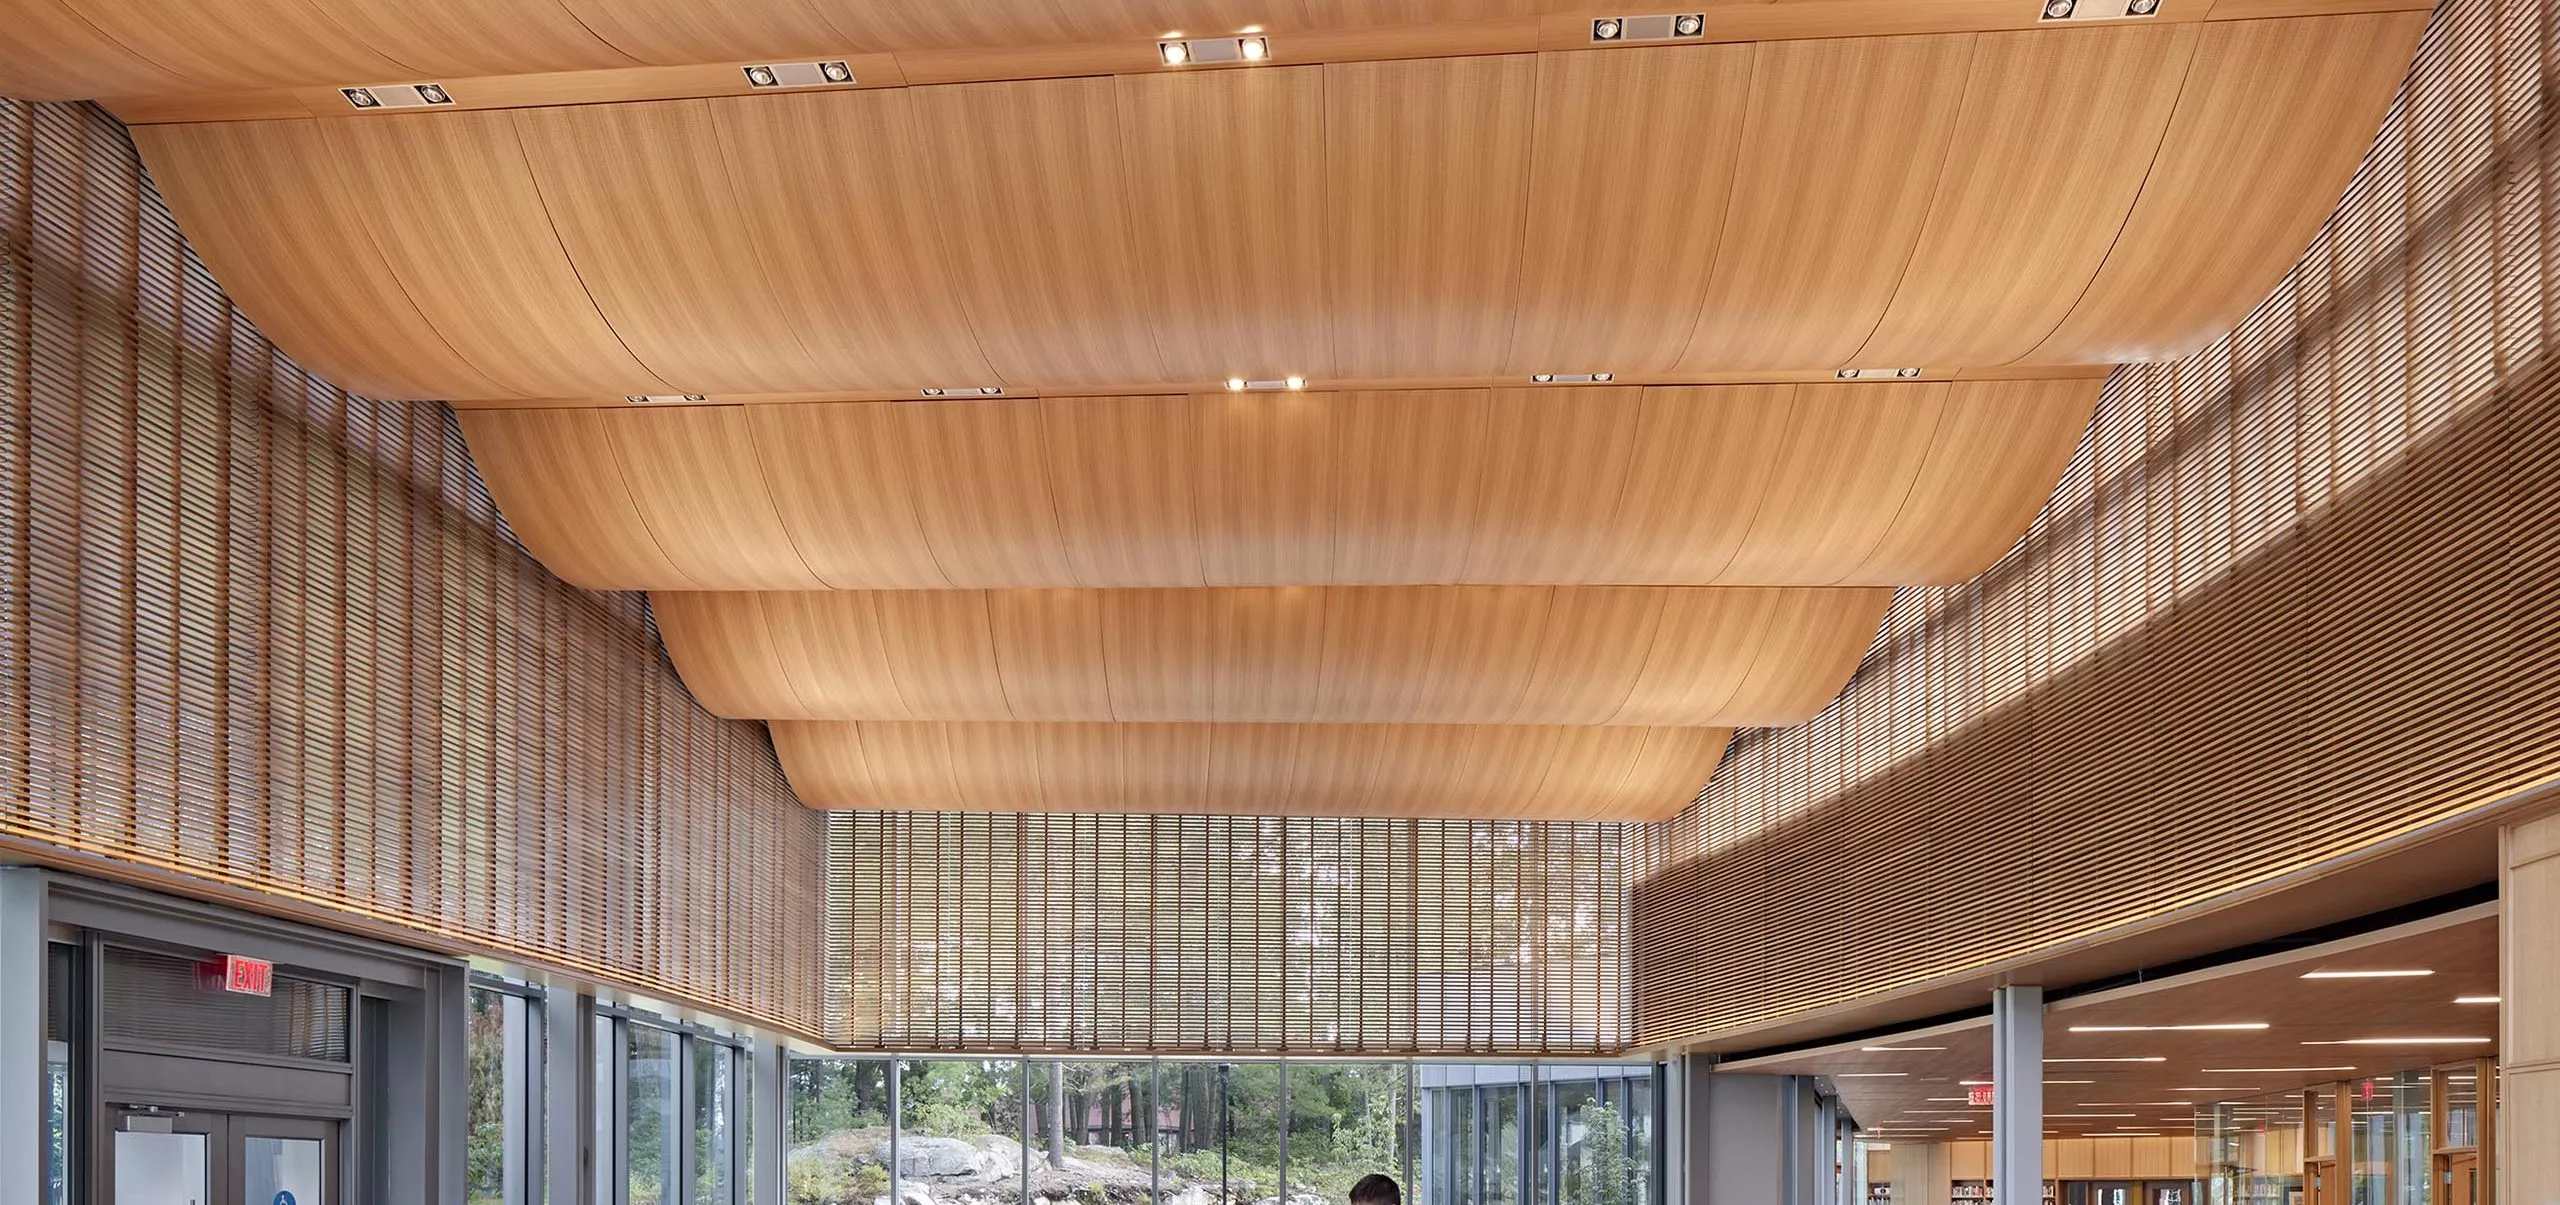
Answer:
[1969, 1084, 1996, 1107]
[214, 954, 272, 997]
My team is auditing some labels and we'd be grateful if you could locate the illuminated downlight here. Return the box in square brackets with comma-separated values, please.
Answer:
[744, 61, 856, 88]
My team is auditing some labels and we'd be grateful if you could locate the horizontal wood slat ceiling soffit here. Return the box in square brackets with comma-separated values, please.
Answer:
[116, 15, 2423, 401]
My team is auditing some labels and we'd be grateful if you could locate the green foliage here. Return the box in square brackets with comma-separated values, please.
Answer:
[464, 991, 506, 1201]
[1580, 1106, 1633, 1205]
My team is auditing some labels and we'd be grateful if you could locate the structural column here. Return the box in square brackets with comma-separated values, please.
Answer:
[2502, 813, 2560, 1205]
[1990, 986, 2043, 1205]
[0, 869, 40, 1199]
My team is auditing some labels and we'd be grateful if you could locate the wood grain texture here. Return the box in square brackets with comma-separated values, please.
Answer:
[0, 0, 192, 99]
[552, 0, 859, 63]
[67, 0, 411, 90]
[317, 109, 668, 397]
[128, 120, 512, 400]
[464, 382, 2096, 589]
[772, 719, 1729, 820]
[1676, 33, 1975, 372]
[307, 0, 635, 78]
[513, 100, 826, 393]
[603, 406, 824, 588]
[2020, 11, 2431, 364]
[1325, 54, 1537, 378]
[708, 88, 998, 389]
[453, 408, 695, 589]
[1853, 22, 2198, 366]
[654, 585, 1887, 724]
[1117, 66, 1334, 382]
[907, 75, 1167, 385]
[1506, 43, 1753, 375]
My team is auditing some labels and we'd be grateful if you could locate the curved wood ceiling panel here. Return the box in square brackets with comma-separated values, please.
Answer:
[1117, 66, 1334, 383]
[2020, 11, 2431, 364]
[69, 0, 410, 90]
[1852, 22, 2197, 367]
[1324, 55, 1536, 378]
[128, 121, 511, 401]
[0, 1, 189, 98]
[463, 380, 2103, 591]
[771, 720, 1729, 820]
[1506, 43, 1752, 376]
[549, 0, 855, 63]
[120, 22, 2421, 399]
[511, 101, 827, 393]
[314, 110, 669, 397]
[907, 76, 1167, 386]
[654, 585, 1887, 724]
[1674, 34, 1974, 372]
[454, 408, 697, 589]
[707, 89, 997, 389]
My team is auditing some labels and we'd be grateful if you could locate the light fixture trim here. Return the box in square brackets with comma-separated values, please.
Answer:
[2456, 995, 2501, 1004]
[2300, 968, 2435, 979]
[2067, 1022, 2270, 1032]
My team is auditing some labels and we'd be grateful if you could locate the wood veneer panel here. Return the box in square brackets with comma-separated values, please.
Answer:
[69, 0, 410, 90]
[512, 100, 825, 393]
[1325, 54, 1536, 378]
[1848, 378, 2100, 584]
[2020, 10, 2430, 364]
[129, 120, 511, 400]
[908, 76, 1166, 386]
[1854, 22, 2197, 366]
[0, 0, 190, 99]
[454, 409, 694, 589]
[1507, 43, 1752, 375]
[1118, 67, 1334, 383]
[300, 0, 635, 78]
[1676, 34, 1974, 372]
[602, 406, 822, 589]
[1717, 382, 1946, 583]
[652, 584, 1879, 724]
[551, 0, 859, 63]
[774, 720, 1730, 820]
[467, 382, 2072, 589]
[748, 403, 953, 589]
[317, 109, 667, 398]
[708, 88, 997, 389]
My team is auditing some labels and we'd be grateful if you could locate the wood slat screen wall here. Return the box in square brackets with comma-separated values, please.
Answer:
[0, 98, 828, 1038]
[826, 811, 1633, 1053]
[1631, 0, 2557, 1046]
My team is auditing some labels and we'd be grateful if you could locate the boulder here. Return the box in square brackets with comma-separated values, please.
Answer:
[884, 1136, 1005, 1181]
[872, 1187, 934, 1205]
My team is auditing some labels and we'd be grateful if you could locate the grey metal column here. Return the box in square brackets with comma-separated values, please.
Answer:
[751, 1039, 785, 1205]
[542, 989, 586, 1205]
[888, 1059, 903, 1205]
[0, 869, 42, 1199]
[1989, 987, 2044, 1205]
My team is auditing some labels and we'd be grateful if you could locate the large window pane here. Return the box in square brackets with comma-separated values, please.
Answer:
[790, 1058, 894, 1205]
[1035, 1061, 1154, 1205]
[1158, 1062, 1280, 1205]
[1485, 1084, 1522, 1205]
[696, 1040, 737, 1205]
[467, 989, 539, 1205]
[899, 1060, 1026, 1205]
[630, 1025, 679, 1205]
[1551, 1079, 1603, 1205]
[1283, 1064, 1409, 1204]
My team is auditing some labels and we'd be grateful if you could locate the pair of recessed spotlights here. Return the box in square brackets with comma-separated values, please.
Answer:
[920, 386, 1005, 397]
[2042, 0, 2160, 18]
[1591, 14, 1706, 41]
[1160, 36, 1270, 66]
[1224, 376, 1307, 391]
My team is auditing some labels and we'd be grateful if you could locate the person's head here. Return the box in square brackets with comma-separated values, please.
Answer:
[1350, 1175, 1402, 1205]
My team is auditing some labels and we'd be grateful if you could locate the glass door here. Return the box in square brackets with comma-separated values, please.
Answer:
[109, 1109, 221, 1205]
[235, 1115, 337, 1205]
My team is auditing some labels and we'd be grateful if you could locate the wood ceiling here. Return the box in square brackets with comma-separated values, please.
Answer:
[6, 0, 2430, 819]
[1726, 907, 2500, 1139]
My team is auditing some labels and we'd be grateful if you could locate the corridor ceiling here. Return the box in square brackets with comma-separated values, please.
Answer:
[5, 0, 2430, 820]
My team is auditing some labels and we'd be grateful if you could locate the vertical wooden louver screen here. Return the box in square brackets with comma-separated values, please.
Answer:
[825, 811, 1634, 1054]
[0, 99, 828, 1039]
[1632, 0, 2558, 1046]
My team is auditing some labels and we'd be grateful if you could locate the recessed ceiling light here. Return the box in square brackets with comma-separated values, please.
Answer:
[1531, 374, 1556, 383]
[2456, 996, 2500, 1004]
[920, 388, 946, 397]
[2173, 1087, 2259, 1092]
[1285, 376, 1306, 390]
[1674, 13, 1705, 35]
[1239, 36, 1269, 60]
[2301, 969, 2433, 979]
[1593, 18, 1624, 40]
[2048, 1113, 2138, 1119]
[1160, 41, 1190, 65]
[1834, 1072, 1907, 1078]
[1593, 372, 1615, 382]
[2068, 1023, 2269, 1032]
[2302, 1037, 2490, 1046]
[2126, 0, 2159, 12]
[2047, 1057, 2166, 1064]
[978, 386, 1004, 395]
[2048, 1080, 2095, 1085]
[342, 86, 381, 107]
[822, 60, 854, 82]
[746, 65, 779, 87]
[1861, 1046, 1947, 1052]
[2041, 0, 2077, 16]
[1225, 378, 1247, 391]
[416, 83, 452, 104]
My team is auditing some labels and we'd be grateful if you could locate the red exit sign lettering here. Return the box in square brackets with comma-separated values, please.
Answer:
[1968, 1084, 1996, 1107]
[209, 954, 272, 997]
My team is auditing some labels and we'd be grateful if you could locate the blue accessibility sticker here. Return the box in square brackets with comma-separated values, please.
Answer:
[274, 1192, 295, 1205]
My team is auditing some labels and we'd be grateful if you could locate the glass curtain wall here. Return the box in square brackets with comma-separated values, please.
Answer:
[786, 1059, 1659, 1205]
[2199, 1065, 2494, 1205]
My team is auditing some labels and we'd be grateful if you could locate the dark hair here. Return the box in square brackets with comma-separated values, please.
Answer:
[1350, 1175, 1403, 1205]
